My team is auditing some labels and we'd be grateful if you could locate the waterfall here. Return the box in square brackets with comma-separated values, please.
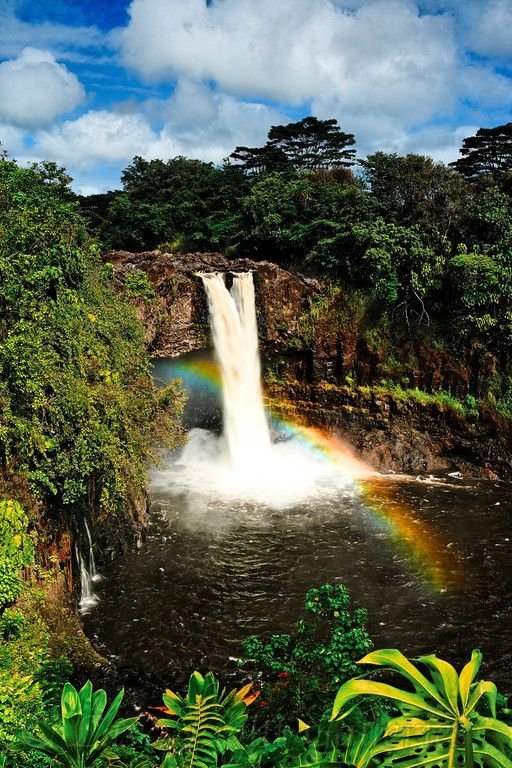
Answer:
[76, 520, 100, 613]
[84, 519, 100, 583]
[200, 272, 271, 471]
[150, 269, 371, 507]
[75, 542, 98, 612]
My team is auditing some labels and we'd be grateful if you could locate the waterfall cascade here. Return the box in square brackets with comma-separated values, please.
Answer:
[200, 272, 271, 471]
[76, 521, 100, 613]
[150, 270, 370, 507]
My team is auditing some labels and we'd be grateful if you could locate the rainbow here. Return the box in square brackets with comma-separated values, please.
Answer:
[169, 359, 462, 592]
[167, 358, 222, 395]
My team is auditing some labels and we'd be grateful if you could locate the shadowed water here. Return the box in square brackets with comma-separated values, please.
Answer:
[84, 472, 512, 698]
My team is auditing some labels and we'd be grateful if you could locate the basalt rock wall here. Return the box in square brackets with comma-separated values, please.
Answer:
[105, 249, 317, 358]
[106, 250, 512, 479]
[266, 383, 512, 480]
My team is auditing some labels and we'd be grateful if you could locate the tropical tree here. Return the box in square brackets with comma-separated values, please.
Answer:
[229, 117, 356, 174]
[14, 681, 137, 767]
[360, 152, 468, 240]
[351, 218, 445, 323]
[331, 648, 512, 768]
[450, 123, 512, 183]
[267, 117, 356, 170]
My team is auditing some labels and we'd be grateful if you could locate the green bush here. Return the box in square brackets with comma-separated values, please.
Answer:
[0, 158, 183, 515]
[242, 584, 373, 733]
[0, 501, 34, 612]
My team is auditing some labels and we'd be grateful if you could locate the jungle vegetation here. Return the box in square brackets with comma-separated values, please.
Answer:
[80, 117, 512, 408]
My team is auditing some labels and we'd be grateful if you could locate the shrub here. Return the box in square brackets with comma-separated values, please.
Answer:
[0, 501, 34, 612]
[242, 584, 373, 733]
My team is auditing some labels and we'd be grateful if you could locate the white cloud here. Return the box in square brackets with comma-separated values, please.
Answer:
[0, 4, 105, 60]
[465, 0, 512, 59]
[34, 109, 159, 169]
[0, 48, 86, 127]
[120, 0, 457, 119]
[149, 80, 289, 163]
[31, 85, 288, 176]
[117, 0, 512, 160]
[0, 121, 25, 153]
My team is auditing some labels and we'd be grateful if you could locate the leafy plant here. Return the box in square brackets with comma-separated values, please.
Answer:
[242, 584, 373, 732]
[331, 648, 512, 767]
[154, 671, 258, 768]
[0, 500, 34, 612]
[14, 681, 137, 767]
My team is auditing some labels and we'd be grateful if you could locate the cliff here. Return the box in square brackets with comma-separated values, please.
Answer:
[106, 250, 512, 480]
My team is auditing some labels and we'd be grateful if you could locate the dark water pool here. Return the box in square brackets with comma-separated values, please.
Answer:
[83, 473, 512, 700]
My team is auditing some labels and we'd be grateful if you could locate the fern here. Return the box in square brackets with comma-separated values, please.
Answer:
[155, 672, 257, 768]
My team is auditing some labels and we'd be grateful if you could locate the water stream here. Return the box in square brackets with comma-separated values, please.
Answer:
[84, 272, 512, 700]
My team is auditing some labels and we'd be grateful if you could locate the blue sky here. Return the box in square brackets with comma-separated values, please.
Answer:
[0, 0, 511, 194]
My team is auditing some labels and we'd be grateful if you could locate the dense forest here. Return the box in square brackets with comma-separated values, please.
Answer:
[81, 117, 512, 408]
[1, 118, 512, 767]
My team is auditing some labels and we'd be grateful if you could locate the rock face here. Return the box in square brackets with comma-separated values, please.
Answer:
[267, 383, 512, 480]
[105, 250, 317, 358]
[106, 250, 512, 479]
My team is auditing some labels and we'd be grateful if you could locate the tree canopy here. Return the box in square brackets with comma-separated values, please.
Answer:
[450, 122, 512, 183]
[229, 116, 356, 174]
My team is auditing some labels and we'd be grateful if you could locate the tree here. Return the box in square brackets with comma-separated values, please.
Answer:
[229, 117, 356, 174]
[227, 144, 290, 176]
[351, 218, 446, 325]
[450, 122, 512, 182]
[267, 117, 356, 170]
[86, 155, 248, 252]
[361, 152, 468, 241]
[0, 157, 183, 512]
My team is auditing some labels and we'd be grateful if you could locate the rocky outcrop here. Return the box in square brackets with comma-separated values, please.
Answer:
[105, 250, 317, 358]
[267, 382, 512, 479]
[106, 250, 512, 479]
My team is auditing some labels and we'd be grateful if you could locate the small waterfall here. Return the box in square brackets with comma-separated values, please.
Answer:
[75, 520, 100, 613]
[200, 272, 271, 471]
[84, 519, 100, 583]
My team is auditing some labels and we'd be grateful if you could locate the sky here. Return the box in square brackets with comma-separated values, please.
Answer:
[0, 0, 511, 194]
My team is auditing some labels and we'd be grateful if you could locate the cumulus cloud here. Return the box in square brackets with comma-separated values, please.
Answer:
[32, 85, 288, 173]
[465, 0, 512, 59]
[0, 47, 86, 127]
[149, 80, 289, 163]
[117, 0, 512, 160]
[34, 109, 160, 169]
[120, 0, 457, 118]
[0, 121, 25, 154]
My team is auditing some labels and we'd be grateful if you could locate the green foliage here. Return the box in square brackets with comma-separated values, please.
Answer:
[0, 592, 56, 754]
[14, 680, 137, 768]
[123, 270, 157, 304]
[90, 155, 248, 252]
[360, 152, 467, 238]
[230, 116, 356, 174]
[331, 648, 512, 768]
[154, 672, 256, 768]
[0, 158, 183, 514]
[0, 500, 34, 612]
[450, 122, 512, 183]
[242, 584, 373, 732]
[351, 218, 445, 308]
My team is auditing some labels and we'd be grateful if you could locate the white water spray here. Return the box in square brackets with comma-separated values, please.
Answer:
[151, 271, 371, 507]
[201, 272, 271, 470]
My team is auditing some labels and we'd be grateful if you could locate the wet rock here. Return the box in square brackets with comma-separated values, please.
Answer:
[105, 250, 317, 358]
